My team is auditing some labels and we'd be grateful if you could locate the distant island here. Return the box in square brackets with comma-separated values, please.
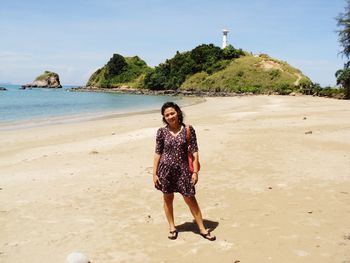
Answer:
[22, 71, 62, 89]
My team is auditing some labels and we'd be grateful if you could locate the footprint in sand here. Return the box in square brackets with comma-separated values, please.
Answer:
[293, 249, 309, 257]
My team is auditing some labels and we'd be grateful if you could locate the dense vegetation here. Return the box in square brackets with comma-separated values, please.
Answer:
[87, 55, 152, 88]
[309, 83, 345, 98]
[86, 43, 347, 98]
[144, 44, 244, 90]
[334, 0, 350, 99]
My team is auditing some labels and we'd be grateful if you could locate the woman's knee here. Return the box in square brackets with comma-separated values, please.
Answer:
[163, 193, 174, 203]
[183, 195, 197, 205]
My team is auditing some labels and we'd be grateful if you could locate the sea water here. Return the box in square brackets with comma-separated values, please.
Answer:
[0, 85, 185, 127]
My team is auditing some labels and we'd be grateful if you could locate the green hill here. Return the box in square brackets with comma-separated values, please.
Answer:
[86, 44, 313, 95]
[181, 53, 312, 94]
[87, 54, 152, 88]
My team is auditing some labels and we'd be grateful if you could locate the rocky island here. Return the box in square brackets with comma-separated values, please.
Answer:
[71, 43, 345, 98]
[22, 71, 62, 89]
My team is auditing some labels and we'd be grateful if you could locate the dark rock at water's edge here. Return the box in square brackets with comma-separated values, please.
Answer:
[22, 71, 62, 89]
[0, 87, 7, 91]
[21, 84, 37, 89]
[68, 86, 256, 97]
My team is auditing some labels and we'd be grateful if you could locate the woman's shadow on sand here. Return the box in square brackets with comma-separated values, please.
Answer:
[176, 219, 219, 234]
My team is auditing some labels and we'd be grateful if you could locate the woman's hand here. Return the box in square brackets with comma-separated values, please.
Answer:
[153, 153, 161, 189]
[153, 174, 161, 189]
[191, 172, 198, 186]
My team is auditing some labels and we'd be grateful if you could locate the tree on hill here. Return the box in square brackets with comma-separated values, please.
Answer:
[336, 0, 350, 99]
[190, 44, 223, 73]
[105, 54, 128, 78]
[222, 44, 245, 60]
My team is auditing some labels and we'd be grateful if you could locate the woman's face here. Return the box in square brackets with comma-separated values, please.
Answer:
[163, 107, 179, 126]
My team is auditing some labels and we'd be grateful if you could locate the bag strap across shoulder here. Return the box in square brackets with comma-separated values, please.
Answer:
[185, 125, 192, 152]
[185, 125, 191, 142]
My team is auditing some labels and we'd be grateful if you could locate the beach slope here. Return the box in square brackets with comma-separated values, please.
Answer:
[0, 96, 349, 263]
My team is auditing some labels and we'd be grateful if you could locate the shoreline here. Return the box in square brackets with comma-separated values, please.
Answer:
[0, 95, 205, 131]
[1, 95, 349, 263]
[68, 86, 256, 97]
[68, 86, 348, 100]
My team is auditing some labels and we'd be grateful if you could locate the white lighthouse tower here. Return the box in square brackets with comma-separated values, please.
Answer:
[222, 29, 229, 49]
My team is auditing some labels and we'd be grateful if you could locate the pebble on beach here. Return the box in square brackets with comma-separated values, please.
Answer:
[66, 252, 90, 263]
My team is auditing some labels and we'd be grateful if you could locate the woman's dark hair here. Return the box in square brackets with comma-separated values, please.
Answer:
[161, 102, 184, 125]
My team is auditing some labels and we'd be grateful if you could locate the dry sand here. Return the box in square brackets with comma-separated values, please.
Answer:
[0, 95, 349, 263]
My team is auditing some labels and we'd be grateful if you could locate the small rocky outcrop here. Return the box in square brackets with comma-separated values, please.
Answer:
[86, 55, 151, 88]
[22, 71, 62, 88]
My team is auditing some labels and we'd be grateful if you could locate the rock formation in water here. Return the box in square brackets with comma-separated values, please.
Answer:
[22, 71, 62, 88]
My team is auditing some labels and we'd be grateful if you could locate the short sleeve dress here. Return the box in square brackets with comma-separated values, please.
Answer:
[155, 125, 199, 197]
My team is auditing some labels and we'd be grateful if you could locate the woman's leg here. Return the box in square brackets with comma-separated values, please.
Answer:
[163, 193, 176, 231]
[182, 196, 206, 231]
[183, 195, 216, 240]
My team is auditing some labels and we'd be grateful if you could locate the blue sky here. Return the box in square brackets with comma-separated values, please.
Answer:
[0, 0, 347, 86]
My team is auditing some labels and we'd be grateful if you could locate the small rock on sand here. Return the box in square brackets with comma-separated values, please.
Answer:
[66, 252, 90, 263]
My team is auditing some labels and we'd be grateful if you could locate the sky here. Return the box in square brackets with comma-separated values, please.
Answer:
[0, 0, 347, 86]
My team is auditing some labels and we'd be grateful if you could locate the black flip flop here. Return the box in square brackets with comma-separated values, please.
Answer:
[168, 230, 178, 240]
[200, 231, 216, 241]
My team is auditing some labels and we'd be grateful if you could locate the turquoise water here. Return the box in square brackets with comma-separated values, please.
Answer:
[0, 85, 180, 124]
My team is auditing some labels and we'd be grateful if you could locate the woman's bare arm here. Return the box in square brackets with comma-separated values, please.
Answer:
[153, 153, 161, 187]
[191, 152, 199, 185]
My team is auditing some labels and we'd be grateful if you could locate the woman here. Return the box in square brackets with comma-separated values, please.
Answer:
[153, 102, 216, 241]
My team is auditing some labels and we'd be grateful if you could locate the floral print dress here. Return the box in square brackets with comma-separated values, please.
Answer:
[155, 125, 199, 197]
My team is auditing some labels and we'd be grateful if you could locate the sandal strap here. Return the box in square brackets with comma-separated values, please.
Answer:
[200, 231, 216, 241]
[168, 230, 178, 240]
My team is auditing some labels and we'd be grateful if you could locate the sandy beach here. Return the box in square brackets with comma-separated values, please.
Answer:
[1, 95, 349, 263]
